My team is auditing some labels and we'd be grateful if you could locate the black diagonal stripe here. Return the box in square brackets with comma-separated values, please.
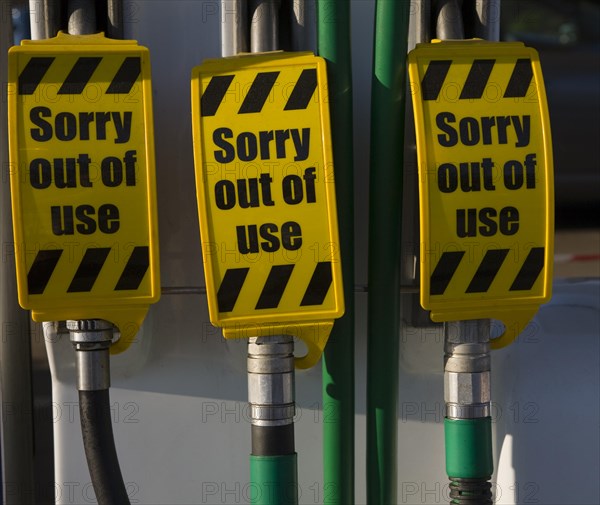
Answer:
[115, 246, 150, 291]
[201, 75, 235, 116]
[430, 251, 465, 295]
[67, 248, 111, 293]
[504, 58, 533, 98]
[58, 57, 102, 94]
[421, 60, 452, 101]
[300, 262, 333, 306]
[255, 265, 295, 310]
[284, 68, 317, 110]
[460, 59, 495, 99]
[217, 268, 249, 312]
[27, 249, 63, 295]
[510, 247, 545, 291]
[18, 57, 55, 95]
[466, 249, 510, 293]
[106, 57, 141, 94]
[238, 72, 279, 114]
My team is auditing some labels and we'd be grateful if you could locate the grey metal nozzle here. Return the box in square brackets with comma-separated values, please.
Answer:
[247, 335, 295, 427]
[444, 320, 492, 419]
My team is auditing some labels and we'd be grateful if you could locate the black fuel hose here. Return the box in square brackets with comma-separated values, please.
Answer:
[79, 390, 130, 505]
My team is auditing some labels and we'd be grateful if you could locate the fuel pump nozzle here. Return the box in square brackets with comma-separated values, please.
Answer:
[247, 335, 298, 505]
[444, 320, 494, 505]
[68, 320, 131, 505]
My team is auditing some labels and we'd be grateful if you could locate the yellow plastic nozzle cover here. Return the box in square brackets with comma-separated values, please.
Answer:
[8, 33, 160, 353]
[408, 40, 554, 349]
[191, 52, 344, 368]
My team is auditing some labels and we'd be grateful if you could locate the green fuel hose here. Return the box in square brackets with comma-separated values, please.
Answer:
[366, 0, 411, 503]
[250, 454, 298, 505]
[317, 1, 356, 504]
[445, 418, 494, 504]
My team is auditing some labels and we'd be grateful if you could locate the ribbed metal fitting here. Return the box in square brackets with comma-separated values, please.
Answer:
[445, 343, 491, 373]
[445, 371, 491, 412]
[68, 319, 114, 346]
[249, 404, 296, 426]
[247, 335, 295, 427]
[444, 320, 491, 419]
[445, 320, 490, 344]
[68, 319, 113, 391]
[446, 403, 491, 419]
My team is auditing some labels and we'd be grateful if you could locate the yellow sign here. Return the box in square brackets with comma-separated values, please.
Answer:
[408, 40, 553, 349]
[191, 52, 344, 368]
[8, 33, 160, 352]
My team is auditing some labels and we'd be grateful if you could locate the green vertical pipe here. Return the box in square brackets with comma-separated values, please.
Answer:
[367, 1, 410, 503]
[317, 1, 355, 504]
[250, 455, 298, 505]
